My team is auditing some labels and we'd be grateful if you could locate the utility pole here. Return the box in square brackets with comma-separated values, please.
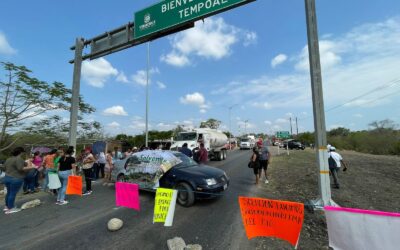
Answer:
[296, 117, 299, 135]
[145, 42, 150, 148]
[228, 104, 238, 150]
[305, 0, 336, 208]
[68, 38, 84, 154]
[289, 117, 293, 135]
[244, 120, 248, 136]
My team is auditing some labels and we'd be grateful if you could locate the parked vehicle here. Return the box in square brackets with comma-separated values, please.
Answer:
[288, 140, 305, 150]
[111, 151, 229, 207]
[170, 128, 228, 161]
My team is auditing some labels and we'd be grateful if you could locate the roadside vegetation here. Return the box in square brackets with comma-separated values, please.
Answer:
[296, 119, 400, 155]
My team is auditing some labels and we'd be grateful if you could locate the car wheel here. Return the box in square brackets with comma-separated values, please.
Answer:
[223, 150, 227, 160]
[176, 182, 195, 207]
[117, 174, 126, 182]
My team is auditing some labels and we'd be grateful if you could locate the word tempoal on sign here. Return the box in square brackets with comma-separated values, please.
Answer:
[134, 0, 255, 39]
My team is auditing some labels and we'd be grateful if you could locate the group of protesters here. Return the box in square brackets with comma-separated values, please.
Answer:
[1, 144, 161, 214]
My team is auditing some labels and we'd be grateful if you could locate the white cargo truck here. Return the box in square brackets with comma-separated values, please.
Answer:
[170, 128, 228, 161]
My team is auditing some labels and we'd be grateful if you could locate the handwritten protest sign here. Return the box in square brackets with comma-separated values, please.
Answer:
[66, 175, 82, 196]
[239, 197, 304, 248]
[325, 206, 400, 250]
[115, 182, 140, 211]
[153, 188, 178, 227]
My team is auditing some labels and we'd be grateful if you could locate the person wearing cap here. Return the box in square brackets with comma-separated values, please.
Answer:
[328, 146, 348, 189]
[3, 147, 36, 214]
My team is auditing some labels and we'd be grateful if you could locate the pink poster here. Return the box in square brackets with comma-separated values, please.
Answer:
[116, 182, 140, 211]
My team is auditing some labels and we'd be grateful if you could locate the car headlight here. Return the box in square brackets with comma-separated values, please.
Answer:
[205, 178, 217, 186]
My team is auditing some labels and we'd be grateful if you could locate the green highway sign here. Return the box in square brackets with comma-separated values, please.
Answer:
[276, 131, 290, 139]
[134, 0, 255, 39]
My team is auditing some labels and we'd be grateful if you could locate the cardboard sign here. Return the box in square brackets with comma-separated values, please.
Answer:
[66, 175, 82, 196]
[115, 182, 140, 211]
[239, 197, 304, 248]
[153, 188, 178, 227]
[325, 206, 400, 250]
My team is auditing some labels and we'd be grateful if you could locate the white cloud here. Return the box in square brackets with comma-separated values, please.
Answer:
[271, 54, 288, 68]
[353, 113, 363, 118]
[180, 92, 206, 106]
[162, 17, 256, 67]
[107, 122, 120, 128]
[243, 31, 258, 47]
[157, 81, 166, 89]
[0, 31, 17, 55]
[200, 109, 207, 114]
[275, 118, 288, 124]
[131, 68, 159, 86]
[103, 106, 128, 116]
[116, 71, 129, 83]
[211, 16, 400, 117]
[82, 58, 118, 88]
[264, 121, 272, 126]
[160, 52, 190, 67]
[251, 102, 272, 110]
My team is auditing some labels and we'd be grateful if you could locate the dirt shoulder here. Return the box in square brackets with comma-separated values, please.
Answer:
[254, 147, 400, 249]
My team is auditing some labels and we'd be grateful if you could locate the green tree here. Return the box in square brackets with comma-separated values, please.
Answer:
[328, 127, 350, 137]
[200, 118, 221, 129]
[0, 62, 97, 152]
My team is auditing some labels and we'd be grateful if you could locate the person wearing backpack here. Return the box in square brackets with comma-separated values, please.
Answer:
[328, 146, 348, 189]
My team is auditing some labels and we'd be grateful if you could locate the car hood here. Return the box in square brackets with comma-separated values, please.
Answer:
[174, 164, 224, 179]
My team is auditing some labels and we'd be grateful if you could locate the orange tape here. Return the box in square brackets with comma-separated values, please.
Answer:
[320, 170, 330, 174]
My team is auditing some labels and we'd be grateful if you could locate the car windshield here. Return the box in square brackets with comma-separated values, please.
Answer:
[175, 132, 197, 141]
[172, 152, 198, 168]
[241, 139, 249, 142]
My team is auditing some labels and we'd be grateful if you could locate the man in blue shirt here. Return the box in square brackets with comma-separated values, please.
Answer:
[179, 143, 193, 158]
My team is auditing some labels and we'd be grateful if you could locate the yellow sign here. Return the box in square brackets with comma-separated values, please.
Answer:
[153, 188, 178, 226]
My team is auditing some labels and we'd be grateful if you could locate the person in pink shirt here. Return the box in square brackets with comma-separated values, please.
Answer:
[198, 143, 208, 164]
[31, 151, 43, 190]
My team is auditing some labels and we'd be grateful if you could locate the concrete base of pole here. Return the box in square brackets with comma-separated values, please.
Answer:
[305, 198, 339, 213]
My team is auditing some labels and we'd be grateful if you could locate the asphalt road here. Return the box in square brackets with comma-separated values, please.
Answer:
[0, 149, 279, 250]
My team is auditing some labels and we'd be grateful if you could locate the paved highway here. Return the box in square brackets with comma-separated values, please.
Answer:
[0, 149, 289, 250]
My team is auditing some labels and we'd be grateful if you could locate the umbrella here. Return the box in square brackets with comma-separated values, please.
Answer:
[31, 147, 51, 154]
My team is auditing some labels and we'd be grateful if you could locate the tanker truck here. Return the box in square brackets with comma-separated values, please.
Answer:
[170, 128, 228, 161]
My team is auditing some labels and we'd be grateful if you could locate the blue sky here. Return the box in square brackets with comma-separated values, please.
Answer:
[1, 0, 400, 136]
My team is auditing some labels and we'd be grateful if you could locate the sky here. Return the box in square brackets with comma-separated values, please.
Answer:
[1, 0, 400, 137]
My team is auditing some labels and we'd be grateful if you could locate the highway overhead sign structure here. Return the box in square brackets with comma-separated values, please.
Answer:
[276, 131, 290, 139]
[134, 0, 255, 39]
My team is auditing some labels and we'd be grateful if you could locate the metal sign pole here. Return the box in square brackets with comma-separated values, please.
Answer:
[305, 0, 337, 208]
[145, 42, 150, 148]
[68, 38, 84, 152]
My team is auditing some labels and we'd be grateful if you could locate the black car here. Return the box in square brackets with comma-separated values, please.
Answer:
[288, 140, 305, 150]
[113, 151, 229, 207]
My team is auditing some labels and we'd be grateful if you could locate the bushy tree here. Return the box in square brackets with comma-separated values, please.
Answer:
[200, 118, 221, 129]
[0, 62, 98, 152]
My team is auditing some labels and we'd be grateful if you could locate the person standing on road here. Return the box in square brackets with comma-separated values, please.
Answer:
[258, 141, 271, 184]
[179, 143, 193, 158]
[3, 147, 36, 214]
[82, 149, 95, 195]
[198, 143, 208, 164]
[250, 147, 261, 185]
[97, 151, 106, 179]
[328, 146, 348, 189]
[42, 149, 57, 193]
[103, 150, 114, 185]
[56, 147, 76, 205]
[32, 151, 43, 190]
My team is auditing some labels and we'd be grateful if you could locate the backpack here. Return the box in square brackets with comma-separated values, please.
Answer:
[328, 155, 337, 169]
